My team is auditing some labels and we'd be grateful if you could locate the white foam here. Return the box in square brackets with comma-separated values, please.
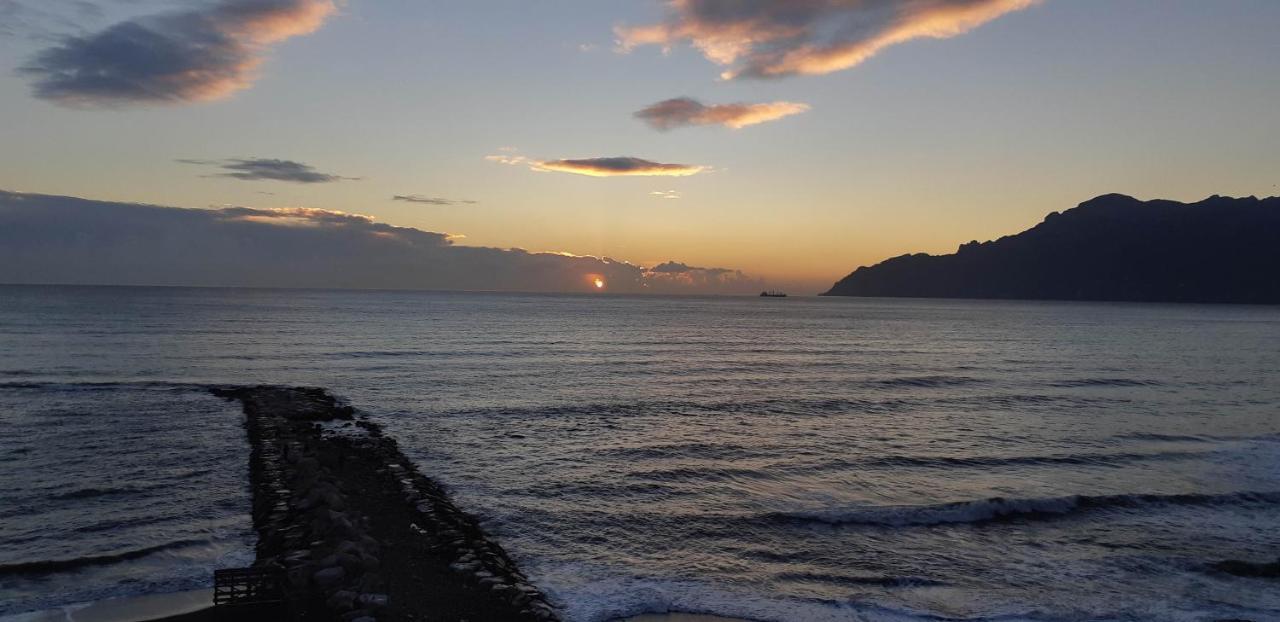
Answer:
[533, 563, 942, 622]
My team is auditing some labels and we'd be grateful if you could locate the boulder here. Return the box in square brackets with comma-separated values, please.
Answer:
[313, 566, 346, 587]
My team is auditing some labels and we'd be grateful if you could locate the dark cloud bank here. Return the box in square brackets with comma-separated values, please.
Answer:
[0, 190, 761, 294]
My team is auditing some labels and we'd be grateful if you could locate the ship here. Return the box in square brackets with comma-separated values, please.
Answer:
[759, 290, 788, 297]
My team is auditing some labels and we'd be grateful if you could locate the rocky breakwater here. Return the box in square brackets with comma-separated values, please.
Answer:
[212, 386, 558, 621]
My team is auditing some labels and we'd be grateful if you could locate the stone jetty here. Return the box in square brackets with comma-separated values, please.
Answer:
[211, 386, 558, 621]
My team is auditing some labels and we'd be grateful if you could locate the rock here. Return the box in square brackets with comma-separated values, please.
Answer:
[338, 552, 365, 573]
[286, 566, 313, 588]
[313, 566, 346, 587]
[296, 457, 320, 478]
[326, 590, 358, 611]
[449, 561, 480, 573]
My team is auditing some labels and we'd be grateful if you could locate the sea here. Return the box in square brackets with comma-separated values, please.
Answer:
[1, 285, 1277, 622]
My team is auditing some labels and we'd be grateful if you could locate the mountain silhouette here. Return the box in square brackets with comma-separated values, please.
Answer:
[823, 194, 1280, 304]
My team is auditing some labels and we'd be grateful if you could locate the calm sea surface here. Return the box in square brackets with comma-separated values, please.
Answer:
[1, 286, 1278, 621]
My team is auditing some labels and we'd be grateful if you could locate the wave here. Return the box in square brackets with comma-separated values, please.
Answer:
[1116, 431, 1280, 444]
[1049, 378, 1161, 388]
[766, 491, 1280, 528]
[72, 509, 206, 535]
[775, 571, 946, 588]
[594, 442, 761, 461]
[450, 396, 916, 421]
[543, 569, 952, 622]
[0, 369, 40, 377]
[857, 450, 1206, 470]
[0, 539, 208, 576]
[634, 464, 766, 479]
[0, 380, 208, 392]
[443, 390, 1144, 423]
[875, 375, 985, 388]
[1114, 432, 1214, 443]
[48, 485, 161, 501]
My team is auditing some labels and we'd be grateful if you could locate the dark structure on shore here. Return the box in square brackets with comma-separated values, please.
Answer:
[823, 194, 1280, 304]
[211, 386, 557, 621]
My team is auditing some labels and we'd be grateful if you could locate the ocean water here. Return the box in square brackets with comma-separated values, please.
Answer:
[0, 285, 1278, 621]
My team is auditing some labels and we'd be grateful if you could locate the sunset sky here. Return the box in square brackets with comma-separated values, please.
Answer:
[2, 0, 1278, 293]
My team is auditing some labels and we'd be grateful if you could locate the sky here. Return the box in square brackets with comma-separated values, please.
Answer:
[1, 0, 1278, 294]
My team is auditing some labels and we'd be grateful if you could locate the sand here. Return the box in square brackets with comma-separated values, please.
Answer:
[4, 590, 212, 622]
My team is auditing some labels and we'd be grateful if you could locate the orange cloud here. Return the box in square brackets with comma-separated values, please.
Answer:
[635, 97, 809, 130]
[224, 0, 337, 44]
[616, 0, 1037, 80]
[21, 0, 338, 106]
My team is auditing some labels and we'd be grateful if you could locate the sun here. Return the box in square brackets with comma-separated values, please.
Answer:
[593, 278, 606, 289]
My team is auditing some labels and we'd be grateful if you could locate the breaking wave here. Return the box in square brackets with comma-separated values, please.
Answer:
[766, 491, 1280, 528]
[0, 539, 209, 576]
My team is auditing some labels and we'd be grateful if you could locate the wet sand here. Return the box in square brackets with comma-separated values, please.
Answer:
[7, 590, 213, 622]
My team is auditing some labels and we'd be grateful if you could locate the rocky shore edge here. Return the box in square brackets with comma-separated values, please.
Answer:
[210, 385, 558, 621]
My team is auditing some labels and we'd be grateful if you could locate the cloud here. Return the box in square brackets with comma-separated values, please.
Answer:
[616, 0, 1037, 79]
[649, 260, 698, 273]
[649, 260, 730, 275]
[18, 0, 337, 106]
[179, 158, 355, 183]
[534, 157, 706, 178]
[486, 150, 706, 178]
[392, 195, 478, 206]
[485, 154, 530, 166]
[651, 190, 681, 200]
[0, 189, 764, 294]
[643, 260, 746, 289]
[0, 0, 104, 39]
[635, 97, 809, 130]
